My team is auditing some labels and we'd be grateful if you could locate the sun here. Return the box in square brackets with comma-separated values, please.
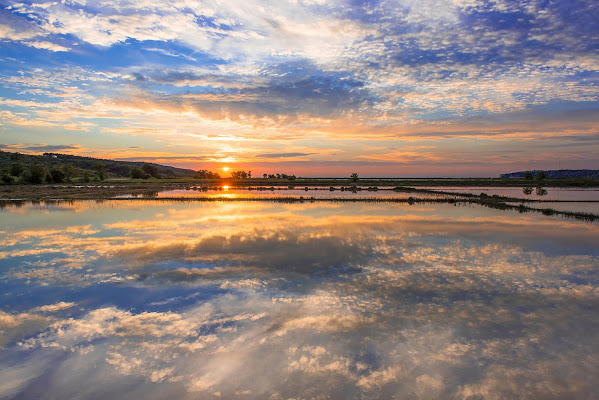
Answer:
[222, 167, 230, 172]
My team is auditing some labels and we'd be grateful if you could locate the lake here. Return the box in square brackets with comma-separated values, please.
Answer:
[1, 200, 598, 399]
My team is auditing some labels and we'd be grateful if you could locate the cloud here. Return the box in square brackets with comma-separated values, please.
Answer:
[23, 41, 69, 52]
[21, 144, 81, 152]
[256, 152, 314, 158]
[111, 229, 368, 282]
[0, 1, 597, 176]
[31, 302, 76, 313]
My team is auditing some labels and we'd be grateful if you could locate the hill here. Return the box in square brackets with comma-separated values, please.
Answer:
[0, 150, 195, 180]
[501, 169, 599, 179]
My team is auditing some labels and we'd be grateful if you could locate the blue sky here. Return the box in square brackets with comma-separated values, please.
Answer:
[0, 0, 598, 176]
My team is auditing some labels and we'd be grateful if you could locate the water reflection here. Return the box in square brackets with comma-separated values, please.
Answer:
[1, 201, 598, 399]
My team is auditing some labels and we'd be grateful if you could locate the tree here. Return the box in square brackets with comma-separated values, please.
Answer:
[10, 163, 24, 177]
[1, 169, 13, 184]
[49, 168, 65, 183]
[263, 174, 268, 179]
[351, 173, 359, 182]
[193, 170, 220, 179]
[130, 167, 145, 179]
[25, 164, 46, 184]
[536, 171, 547, 181]
[248, 171, 252, 178]
[61, 163, 76, 182]
[142, 164, 160, 178]
[523, 171, 533, 180]
[231, 170, 249, 179]
[82, 170, 91, 183]
[94, 162, 107, 180]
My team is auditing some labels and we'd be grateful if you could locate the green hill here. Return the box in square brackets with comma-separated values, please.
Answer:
[0, 150, 195, 182]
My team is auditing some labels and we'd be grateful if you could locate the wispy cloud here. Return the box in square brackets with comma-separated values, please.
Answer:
[0, 0, 597, 174]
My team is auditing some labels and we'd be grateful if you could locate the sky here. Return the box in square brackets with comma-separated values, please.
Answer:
[0, 0, 598, 177]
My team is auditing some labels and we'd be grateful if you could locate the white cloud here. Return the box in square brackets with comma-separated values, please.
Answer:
[23, 40, 70, 52]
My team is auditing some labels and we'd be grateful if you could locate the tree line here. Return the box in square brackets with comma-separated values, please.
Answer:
[2, 161, 105, 184]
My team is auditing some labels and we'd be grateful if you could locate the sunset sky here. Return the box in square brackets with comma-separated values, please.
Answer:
[0, 0, 598, 177]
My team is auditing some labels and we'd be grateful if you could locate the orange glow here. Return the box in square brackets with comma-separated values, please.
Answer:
[223, 167, 230, 172]
[223, 185, 229, 191]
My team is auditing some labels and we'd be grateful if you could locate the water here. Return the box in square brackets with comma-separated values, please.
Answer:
[518, 201, 599, 214]
[123, 187, 452, 200]
[116, 187, 599, 216]
[419, 186, 599, 201]
[1, 200, 598, 399]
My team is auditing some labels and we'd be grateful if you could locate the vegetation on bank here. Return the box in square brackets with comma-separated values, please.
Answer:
[2, 150, 599, 187]
[0, 150, 195, 183]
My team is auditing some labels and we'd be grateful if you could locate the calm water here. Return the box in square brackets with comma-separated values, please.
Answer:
[1, 201, 598, 399]
[129, 187, 452, 200]
[419, 186, 599, 201]
[119, 187, 599, 215]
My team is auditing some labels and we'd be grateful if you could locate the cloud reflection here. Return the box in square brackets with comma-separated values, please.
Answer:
[0, 201, 598, 398]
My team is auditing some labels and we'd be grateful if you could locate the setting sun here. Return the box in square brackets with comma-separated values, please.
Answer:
[222, 167, 230, 172]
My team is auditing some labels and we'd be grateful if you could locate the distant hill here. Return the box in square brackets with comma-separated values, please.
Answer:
[501, 169, 599, 179]
[0, 150, 195, 179]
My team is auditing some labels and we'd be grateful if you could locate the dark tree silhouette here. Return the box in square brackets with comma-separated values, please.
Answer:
[523, 171, 533, 180]
[10, 163, 24, 177]
[194, 170, 220, 179]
